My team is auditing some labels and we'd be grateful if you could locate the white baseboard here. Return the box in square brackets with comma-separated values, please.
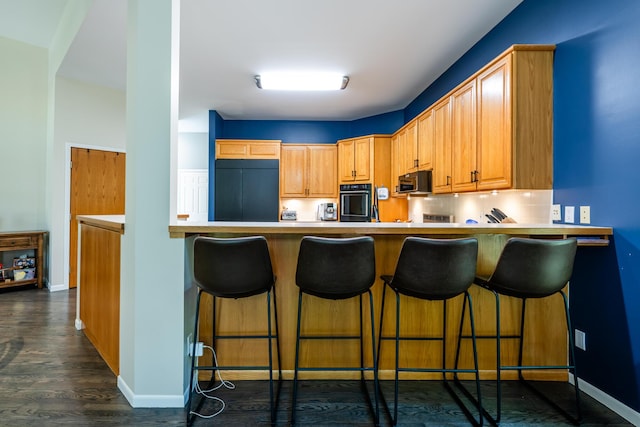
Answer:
[117, 376, 184, 408]
[48, 283, 68, 292]
[571, 374, 640, 425]
[74, 318, 84, 330]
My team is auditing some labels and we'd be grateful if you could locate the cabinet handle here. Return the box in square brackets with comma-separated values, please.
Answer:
[446, 176, 451, 186]
[414, 159, 418, 168]
[473, 170, 479, 182]
[352, 170, 356, 178]
[470, 171, 474, 183]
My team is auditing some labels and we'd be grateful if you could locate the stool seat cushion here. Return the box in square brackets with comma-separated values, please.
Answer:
[479, 237, 577, 298]
[194, 236, 274, 298]
[295, 236, 375, 300]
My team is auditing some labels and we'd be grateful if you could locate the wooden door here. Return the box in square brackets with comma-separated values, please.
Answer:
[69, 148, 125, 288]
[307, 145, 337, 197]
[451, 80, 477, 193]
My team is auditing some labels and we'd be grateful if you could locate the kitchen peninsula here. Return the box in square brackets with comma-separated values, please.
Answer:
[170, 221, 612, 381]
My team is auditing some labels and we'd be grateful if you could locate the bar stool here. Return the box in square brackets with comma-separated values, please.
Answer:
[377, 237, 482, 426]
[457, 237, 580, 425]
[187, 236, 281, 426]
[291, 236, 379, 426]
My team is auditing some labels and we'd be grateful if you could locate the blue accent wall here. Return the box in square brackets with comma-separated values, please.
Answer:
[206, 1, 640, 411]
[406, 0, 640, 412]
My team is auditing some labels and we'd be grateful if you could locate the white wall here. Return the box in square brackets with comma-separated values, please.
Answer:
[0, 37, 48, 231]
[50, 77, 126, 290]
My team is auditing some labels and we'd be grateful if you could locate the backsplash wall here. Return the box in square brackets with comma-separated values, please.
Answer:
[408, 189, 553, 224]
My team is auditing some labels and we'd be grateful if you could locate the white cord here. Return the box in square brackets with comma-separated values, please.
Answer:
[189, 345, 235, 419]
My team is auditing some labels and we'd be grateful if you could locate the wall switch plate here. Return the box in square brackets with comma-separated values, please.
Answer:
[575, 329, 586, 351]
[580, 206, 591, 224]
[551, 204, 561, 221]
[565, 206, 575, 223]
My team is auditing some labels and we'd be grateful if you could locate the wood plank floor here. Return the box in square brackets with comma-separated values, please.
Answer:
[0, 287, 632, 426]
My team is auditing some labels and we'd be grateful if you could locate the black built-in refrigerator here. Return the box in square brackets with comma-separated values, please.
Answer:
[214, 159, 279, 221]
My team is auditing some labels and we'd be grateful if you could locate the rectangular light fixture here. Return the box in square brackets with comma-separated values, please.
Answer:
[255, 72, 349, 91]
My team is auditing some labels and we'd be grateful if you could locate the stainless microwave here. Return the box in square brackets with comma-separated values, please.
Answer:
[398, 170, 432, 195]
[339, 183, 371, 222]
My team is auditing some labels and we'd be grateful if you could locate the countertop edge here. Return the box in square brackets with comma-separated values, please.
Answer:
[168, 221, 613, 242]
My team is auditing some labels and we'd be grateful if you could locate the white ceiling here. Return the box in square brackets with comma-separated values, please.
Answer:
[0, 0, 523, 132]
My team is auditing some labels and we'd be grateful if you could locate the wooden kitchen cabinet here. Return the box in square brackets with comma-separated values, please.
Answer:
[337, 136, 373, 183]
[475, 48, 553, 190]
[430, 45, 554, 194]
[432, 98, 452, 194]
[416, 109, 434, 171]
[451, 79, 477, 193]
[0, 231, 46, 290]
[215, 139, 281, 159]
[280, 144, 337, 198]
[391, 118, 422, 178]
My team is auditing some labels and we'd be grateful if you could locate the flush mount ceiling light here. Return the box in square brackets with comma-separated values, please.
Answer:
[255, 72, 349, 91]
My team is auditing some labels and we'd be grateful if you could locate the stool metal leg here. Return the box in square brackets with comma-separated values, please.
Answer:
[186, 289, 203, 426]
[291, 289, 303, 425]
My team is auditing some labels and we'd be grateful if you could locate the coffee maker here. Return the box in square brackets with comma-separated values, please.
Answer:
[317, 202, 338, 221]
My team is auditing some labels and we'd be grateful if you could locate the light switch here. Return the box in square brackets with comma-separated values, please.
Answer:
[565, 206, 575, 223]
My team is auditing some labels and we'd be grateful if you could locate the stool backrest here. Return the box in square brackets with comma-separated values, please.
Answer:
[488, 237, 578, 298]
[391, 237, 478, 300]
[193, 236, 274, 298]
[295, 236, 375, 300]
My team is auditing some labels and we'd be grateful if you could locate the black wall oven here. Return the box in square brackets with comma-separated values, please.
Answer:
[339, 183, 371, 222]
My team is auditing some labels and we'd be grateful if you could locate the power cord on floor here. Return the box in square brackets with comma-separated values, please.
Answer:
[189, 345, 235, 419]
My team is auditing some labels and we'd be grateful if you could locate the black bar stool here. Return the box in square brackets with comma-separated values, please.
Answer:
[457, 237, 580, 425]
[377, 237, 482, 426]
[291, 236, 379, 426]
[187, 236, 281, 426]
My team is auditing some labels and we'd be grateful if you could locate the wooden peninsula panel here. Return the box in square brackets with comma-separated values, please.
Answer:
[78, 215, 124, 376]
[171, 222, 612, 381]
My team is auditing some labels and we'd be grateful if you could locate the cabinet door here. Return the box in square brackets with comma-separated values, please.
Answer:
[417, 109, 434, 170]
[353, 137, 372, 181]
[432, 98, 452, 193]
[476, 56, 512, 191]
[308, 145, 337, 197]
[338, 139, 356, 182]
[405, 120, 418, 173]
[280, 145, 308, 197]
[390, 133, 401, 195]
[451, 80, 477, 193]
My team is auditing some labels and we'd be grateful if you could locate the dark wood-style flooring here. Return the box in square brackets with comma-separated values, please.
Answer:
[0, 287, 632, 426]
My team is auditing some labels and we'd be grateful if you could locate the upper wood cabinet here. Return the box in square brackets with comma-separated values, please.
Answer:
[476, 47, 553, 191]
[338, 136, 373, 183]
[280, 144, 337, 198]
[432, 98, 452, 194]
[215, 139, 281, 159]
[430, 44, 554, 194]
[416, 109, 434, 171]
[451, 79, 477, 193]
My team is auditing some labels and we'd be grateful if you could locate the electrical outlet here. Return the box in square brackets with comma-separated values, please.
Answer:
[564, 206, 575, 223]
[187, 333, 193, 356]
[551, 204, 561, 221]
[580, 206, 590, 224]
[575, 329, 586, 351]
